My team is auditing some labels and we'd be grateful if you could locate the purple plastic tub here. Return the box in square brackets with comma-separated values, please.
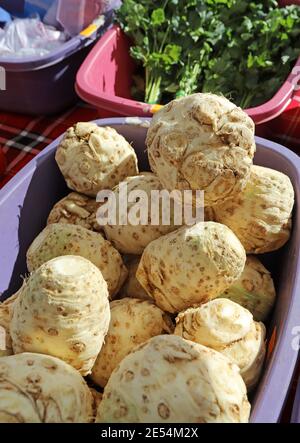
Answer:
[291, 378, 300, 423]
[0, 118, 300, 423]
[0, 21, 109, 115]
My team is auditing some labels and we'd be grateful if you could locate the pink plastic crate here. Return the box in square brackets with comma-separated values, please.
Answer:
[76, 19, 300, 124]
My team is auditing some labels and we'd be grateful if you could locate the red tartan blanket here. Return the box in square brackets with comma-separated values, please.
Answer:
[0, 102, 100, 188]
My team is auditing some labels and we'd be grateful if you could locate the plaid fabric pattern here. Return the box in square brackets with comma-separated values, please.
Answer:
[0, 102, 101, 188]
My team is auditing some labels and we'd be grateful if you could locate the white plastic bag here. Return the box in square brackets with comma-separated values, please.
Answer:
[0, 18, 67, 57]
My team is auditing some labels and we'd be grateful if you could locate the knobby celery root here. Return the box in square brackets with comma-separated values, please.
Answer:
[218, 256, 276, 321]
[210, 165, 294, 253]
[221, 321, 266, 391]
[55, 122, 139, 197]
[174, 298, 253, 348]
[146, 93, 255, 207]
[175, 299, 266, 390]
[137, 222, 246, 313]
[26, 223, 127, 298]
[10, 256, 110, 376]
[91, 298, 174, 388]
[103, 173, 181, 255]
[96, 335, 250, 423]
[0, 353, 94, 423]
[47, 192, 102, 233]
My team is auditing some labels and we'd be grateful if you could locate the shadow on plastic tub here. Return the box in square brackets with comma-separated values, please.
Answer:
[0, 118, 300, 423]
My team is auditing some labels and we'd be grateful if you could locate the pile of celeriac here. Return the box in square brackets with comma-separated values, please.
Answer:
[0, 93, 294, 423]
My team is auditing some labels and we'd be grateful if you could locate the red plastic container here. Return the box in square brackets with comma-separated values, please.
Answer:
[76, 20, 300, 124]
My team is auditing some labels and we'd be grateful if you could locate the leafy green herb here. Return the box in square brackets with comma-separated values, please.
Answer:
[116, 0, 300, 108]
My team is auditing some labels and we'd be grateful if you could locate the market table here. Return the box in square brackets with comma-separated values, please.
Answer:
[0, 102, 101, 188]
[0, 103, 299, 423]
